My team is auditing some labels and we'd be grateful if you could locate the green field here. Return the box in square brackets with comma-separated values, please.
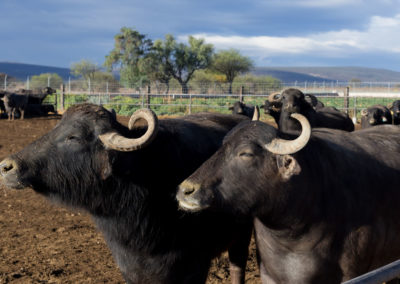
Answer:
[43, 93, 398, 121]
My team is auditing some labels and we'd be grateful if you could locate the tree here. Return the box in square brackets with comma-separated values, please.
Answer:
[211, 49, 253, 94]
[156, 34, 214, 93]
[91, 71, 120, 92]
[70, 60, 100, 82]
[104, 27, 153, 88]
[30, 73, 63, 89]
[138, 39, 173, 93]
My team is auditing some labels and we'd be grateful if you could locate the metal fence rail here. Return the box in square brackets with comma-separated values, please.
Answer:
[342, 259, 400, 284]
[4, 81, 400, 120]
[47, 86, 400, 124]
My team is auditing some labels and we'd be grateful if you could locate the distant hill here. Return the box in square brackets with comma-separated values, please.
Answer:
[253, 66, 400, 82]
[1, 62, 400, 83]
[0, 62, 72, 80]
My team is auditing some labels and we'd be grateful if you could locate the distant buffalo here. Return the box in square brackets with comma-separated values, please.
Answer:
[229, 101, 259, 120]
[1, 93, 28, 120]
[360, 104, 392, 129]
[278, 88, 354, 134]
[391, 100, 400, 125]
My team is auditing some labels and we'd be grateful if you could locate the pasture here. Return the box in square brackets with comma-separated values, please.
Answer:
[0, 116, 261, 283]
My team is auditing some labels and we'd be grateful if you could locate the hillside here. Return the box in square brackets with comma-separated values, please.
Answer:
[253, 66, 400, 82]
[0, 62, 72, 80]
[1, 62, 400, 83]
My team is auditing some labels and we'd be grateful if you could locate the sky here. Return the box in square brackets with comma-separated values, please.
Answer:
[1, 0, 400, 71]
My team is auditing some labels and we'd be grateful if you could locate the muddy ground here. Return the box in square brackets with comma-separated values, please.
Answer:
[0, 114, 261, 284]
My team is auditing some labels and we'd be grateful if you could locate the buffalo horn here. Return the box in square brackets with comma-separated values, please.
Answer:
[252, 106, 260, 121]
[268, 92, 282, 103]
[265, 113, 311, 155]
[361, 109, 368, 116]
[99, 108, 159, 152]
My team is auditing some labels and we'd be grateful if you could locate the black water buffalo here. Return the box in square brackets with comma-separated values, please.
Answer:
[260, 92, 282, 125]
[278, 88, 354, 134]
[229, 101, 256, 119]
[0, 104, 252, 284]
[0, 91, 5, 115]
[304, 93, 325, 110]
[391, 100, 400, 125]
[360, 104, 392, 129]
[20, 87, 57, 116]
[1, 93, 28, 120]
[177, 114, 400, 284]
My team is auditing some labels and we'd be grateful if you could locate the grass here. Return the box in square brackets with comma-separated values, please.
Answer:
[44, 93, 399, 119]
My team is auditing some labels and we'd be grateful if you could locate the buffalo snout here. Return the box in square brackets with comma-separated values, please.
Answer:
[176, 180, 212, 212]
[0, 158, 24, 189]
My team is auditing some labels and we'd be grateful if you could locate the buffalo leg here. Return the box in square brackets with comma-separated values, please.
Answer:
[228, 224, 253, 284]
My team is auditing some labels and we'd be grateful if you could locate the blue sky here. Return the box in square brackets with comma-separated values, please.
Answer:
[1, 0, 400, 71]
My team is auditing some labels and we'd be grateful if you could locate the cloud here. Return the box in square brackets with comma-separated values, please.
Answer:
[182, 13, 400, 64]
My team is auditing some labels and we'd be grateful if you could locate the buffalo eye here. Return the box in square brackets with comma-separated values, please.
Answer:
[238, 151, 255, 160]
[65, 135, 81, 143]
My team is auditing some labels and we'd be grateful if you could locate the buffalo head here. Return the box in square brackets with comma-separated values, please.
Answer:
[0, 104, 158, 206]
[176, 113, 311, 215]
[360, 105, 392, 129]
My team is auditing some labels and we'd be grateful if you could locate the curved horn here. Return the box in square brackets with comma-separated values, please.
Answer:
[268, 92, 282, 103]
[361, 109, 368, 116]
[252, 105, 260, 121]
[99, 108, 159, 152]
[265, 113, 311, 155]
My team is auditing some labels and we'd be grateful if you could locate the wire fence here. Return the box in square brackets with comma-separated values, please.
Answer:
[3, 80, 400, 121]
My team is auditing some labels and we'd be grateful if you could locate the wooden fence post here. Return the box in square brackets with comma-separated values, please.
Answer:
[189, 93, 192, 114]
[344, 86, 350, 114]
[60, 83, 65, 112]
[240, 86, 244, 102]
[147, 85, 151, 108]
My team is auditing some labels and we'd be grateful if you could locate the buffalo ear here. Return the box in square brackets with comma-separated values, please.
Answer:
[276, 155, 301, 181]
[97, 151, 112, 180]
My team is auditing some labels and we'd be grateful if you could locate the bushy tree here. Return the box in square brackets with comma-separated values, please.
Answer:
[105, 27, 153, 88]
[210, 49, 253, 94]
[233, 74, 282, 94]
[138, 39, 173, 93]
[30, 73, 63, 89]
[191, 70, 226, 94]
[91, 71, 120, 92]
[70, 60, 100, 82]
[153, 34, 214, 93]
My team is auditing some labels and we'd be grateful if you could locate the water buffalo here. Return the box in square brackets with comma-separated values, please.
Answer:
[278, 88, 354, 134]
[0, 91, 5, 115]
[0, 104, 252, 284]
[1, 92, 28, 120]
[260, 92, 282, 125]
[304, 93, 325, 110]
[20, 87, 57, 116]
[229, 101, 256, 119]
[390, 100, 400, 125]
[177, 114, 400, 284]
[360, 104, 392, 129]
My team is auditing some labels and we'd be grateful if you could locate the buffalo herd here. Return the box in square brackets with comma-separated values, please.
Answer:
[0, 87, 57, 120]
[3, 88, 400, 283]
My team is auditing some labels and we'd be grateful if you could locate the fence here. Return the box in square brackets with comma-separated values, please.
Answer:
[38, 82, 400, 124]
[3, 80, 400, 122]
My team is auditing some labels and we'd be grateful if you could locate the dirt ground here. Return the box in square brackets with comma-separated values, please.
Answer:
[0, 114, 261, 284]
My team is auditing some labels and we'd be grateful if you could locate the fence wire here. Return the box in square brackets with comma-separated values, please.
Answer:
[3, 80, 400, 121]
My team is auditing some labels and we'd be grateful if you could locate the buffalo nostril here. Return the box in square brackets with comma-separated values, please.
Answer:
[0, 160, 16, 177]
[179, 181, 200, 196]
[183, 187, 195, 196]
